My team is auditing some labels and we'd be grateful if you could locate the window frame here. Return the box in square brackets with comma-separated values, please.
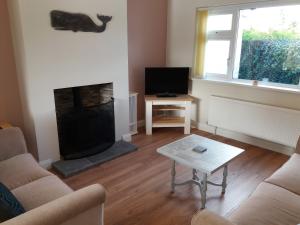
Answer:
[204, 10, 236, 80]
[198, 0, 300, 87]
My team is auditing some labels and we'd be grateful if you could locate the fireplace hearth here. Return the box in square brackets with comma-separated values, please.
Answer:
[54, 83, 115, 160]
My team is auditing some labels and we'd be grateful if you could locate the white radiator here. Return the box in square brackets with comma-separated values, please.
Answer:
[208, 95, 300, 148]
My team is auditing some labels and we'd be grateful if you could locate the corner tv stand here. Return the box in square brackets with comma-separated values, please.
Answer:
[145, 95, 193, 135]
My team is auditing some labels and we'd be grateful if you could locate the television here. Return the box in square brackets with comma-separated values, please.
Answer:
[145, 67, 189, 97]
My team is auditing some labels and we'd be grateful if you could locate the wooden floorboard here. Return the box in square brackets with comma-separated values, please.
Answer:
[62, 128, 289, 225]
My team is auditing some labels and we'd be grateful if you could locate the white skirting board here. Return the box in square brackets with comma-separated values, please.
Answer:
[208, 96, 300, 149]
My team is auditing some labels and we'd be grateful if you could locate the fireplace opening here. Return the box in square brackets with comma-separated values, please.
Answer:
[54, 83, 115, 160]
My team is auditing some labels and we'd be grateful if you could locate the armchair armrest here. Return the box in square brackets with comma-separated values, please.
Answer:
[0, 127, 27, 161]
[1, 184, 106, 225]
[191, 210, 234, 225]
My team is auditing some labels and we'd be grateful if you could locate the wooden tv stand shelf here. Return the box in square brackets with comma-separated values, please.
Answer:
[145, 95, 193, 135]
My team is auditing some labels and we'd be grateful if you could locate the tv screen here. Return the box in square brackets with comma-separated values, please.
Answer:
[145, 67, 189, 96]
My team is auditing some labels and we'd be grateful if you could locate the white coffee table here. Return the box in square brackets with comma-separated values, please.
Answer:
[157, 134, 244, 209]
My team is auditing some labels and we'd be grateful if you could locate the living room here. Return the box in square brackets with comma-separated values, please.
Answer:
[0, 0, 300, 225]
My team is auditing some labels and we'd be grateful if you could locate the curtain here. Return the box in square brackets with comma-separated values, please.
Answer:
[194, 10, 208, 78]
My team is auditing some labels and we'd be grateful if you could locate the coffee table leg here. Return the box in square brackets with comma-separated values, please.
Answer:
[222, 165, 228, 194]
[171, 160, 176, 193]
[201, 173, 208, 209]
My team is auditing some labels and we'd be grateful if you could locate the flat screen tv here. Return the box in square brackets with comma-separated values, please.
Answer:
[145, 67, 189, 97]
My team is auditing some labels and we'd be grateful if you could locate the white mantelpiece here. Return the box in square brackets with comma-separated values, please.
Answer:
[8, 0, 130, 165]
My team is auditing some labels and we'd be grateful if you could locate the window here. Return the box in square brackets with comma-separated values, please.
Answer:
[196, 3, 300, 87]
[207, 14, 233, 31]
[202, 12, 235, 78]
[205, 40, 230, 75]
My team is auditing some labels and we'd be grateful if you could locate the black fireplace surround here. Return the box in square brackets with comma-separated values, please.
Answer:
[54, 84, 115, 160]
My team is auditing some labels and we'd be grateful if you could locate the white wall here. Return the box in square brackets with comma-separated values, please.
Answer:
[167, 0, 300, 154]
[8, 0, 130, 163]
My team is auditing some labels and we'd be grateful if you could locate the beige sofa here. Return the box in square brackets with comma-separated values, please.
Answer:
[192, 138, 300, 225]
[0, 127, 106, 225]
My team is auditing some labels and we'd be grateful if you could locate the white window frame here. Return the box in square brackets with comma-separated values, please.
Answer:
[200, 0, 300, 88]
[204, 10, 236, 80]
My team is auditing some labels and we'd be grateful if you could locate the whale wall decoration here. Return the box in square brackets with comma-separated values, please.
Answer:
[50, 10, 112, 33]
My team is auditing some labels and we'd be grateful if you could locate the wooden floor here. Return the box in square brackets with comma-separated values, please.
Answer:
[63, 128, 289, 225]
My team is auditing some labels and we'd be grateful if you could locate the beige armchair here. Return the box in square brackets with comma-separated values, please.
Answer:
[0, 127, 106, 225]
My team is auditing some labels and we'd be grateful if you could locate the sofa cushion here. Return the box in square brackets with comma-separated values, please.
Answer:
[229, 182, 300, 225]
[0, 154, 51, 190]
[265, 153, 300, 195]
[12, 176, 73, 210]
[0, 183, 25, 222]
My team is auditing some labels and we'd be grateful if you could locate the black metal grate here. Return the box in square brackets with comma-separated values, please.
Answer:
[54, 84, 115, 160]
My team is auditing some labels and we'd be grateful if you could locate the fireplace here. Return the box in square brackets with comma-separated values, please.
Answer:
[54, 83, 115, 160]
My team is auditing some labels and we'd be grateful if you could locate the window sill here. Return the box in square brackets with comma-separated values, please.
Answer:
[191, 77, 300, 95]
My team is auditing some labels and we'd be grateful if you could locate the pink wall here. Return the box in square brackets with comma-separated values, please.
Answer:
[0, 0, 23, 127]
[128, 0, 168, 121]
